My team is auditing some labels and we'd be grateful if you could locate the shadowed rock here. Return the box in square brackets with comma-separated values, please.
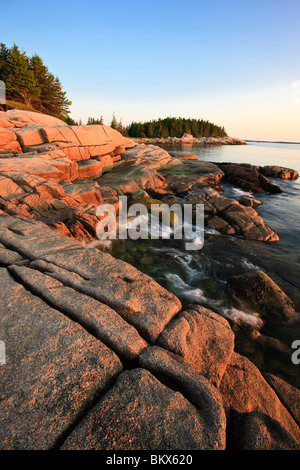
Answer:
[61, 368, 224, 450]
[263, 373, 300, 428]
[217, 162, 282, 193]
[228, 270, 296, 320]
[219, 352, 300, 446]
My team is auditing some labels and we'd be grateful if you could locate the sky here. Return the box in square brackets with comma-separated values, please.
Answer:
[1, 0, 300, 141]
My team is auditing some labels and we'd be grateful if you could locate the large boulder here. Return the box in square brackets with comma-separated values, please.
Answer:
[218, 163, 282, 194]
[228, 270, 296, 320]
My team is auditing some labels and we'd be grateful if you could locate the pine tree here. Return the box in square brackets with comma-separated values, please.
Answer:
[87, 116, 104, 125]
[111, 113, 118, 129]
[0, 43, 10, 83]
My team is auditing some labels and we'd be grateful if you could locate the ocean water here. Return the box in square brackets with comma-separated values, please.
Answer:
[109, 142, 300, 387]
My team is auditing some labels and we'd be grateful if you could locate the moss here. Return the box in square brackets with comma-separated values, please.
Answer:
[140, 256, 153, 265]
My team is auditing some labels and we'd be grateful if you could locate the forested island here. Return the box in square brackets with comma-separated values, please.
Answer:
[126, 117, 227, 138]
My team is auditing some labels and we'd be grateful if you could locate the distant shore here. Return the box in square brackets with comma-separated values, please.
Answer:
[134, 133, 247, 146]
[246, 140, 300, 145]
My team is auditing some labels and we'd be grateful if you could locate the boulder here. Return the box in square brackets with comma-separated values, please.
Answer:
[260, 165, 299, 180]
[0, 267, 122, 450]
[61, 368, 223, 450]
[157, 305, 235, 386]
[185, 188, 278, 241]
[218, 163, 282, 193]
[219, 352, 300, 448]
[228, 270, 296, 320]
[163, 161, 224, 195]
[239, 195, 263, 207]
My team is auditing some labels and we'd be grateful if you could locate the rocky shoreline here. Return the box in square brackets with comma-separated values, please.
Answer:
[134, 133, 247, 146]
[0, 110, 299, 450]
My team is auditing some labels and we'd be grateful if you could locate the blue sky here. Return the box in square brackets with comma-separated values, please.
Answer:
[2, 0, 300, 140]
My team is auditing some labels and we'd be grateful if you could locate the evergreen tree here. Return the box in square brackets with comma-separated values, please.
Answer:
[126, 117, 227, 138]
[111, 113, 118, 129]
[0, 43, 10, 83]
[87, 116, 104, 125]
[0, 43, 72, 118]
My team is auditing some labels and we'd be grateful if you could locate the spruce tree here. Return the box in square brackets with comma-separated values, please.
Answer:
[6, 44, 39, 107]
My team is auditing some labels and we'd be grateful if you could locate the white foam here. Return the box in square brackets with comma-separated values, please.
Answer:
[220, 307, 264, 330]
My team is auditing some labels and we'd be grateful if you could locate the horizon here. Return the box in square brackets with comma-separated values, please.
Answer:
[1, 0, 300, 141]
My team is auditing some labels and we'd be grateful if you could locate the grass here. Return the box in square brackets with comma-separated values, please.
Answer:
[6, 100, 44, 113]
[5, 100, 66, 122]
[163, 170, 191, 175]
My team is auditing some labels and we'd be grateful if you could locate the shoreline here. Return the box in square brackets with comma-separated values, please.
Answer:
[246, 140, 300, 145]
[134, 133, 247, 146]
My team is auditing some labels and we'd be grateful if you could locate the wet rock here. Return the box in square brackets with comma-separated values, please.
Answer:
[218, 163, 282, 194]
[239, 195, 263, 207]
[259, 173, 282, 193]
[260, 165, 299, 180]
[162, 161, 224, 196]
[228, 270, 296, 320]
[222, 203, 279, 241]
[61, 368, 223, 450]
[185, 188, 278, 241]
[207, 216, 236, 235]
[157, 305, 235, 386]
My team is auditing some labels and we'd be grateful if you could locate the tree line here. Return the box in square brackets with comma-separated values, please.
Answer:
[126, 117, 227, 138]
[0, 43, 71, 119]
[85, 115, 227, 138]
